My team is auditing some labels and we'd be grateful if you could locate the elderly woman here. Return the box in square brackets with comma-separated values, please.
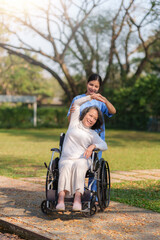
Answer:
[56, 94, 108, 211]
[67, 74, 116, 194]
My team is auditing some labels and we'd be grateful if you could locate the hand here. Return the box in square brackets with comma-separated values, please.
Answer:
[70, 104, 75, 113]
[83, 144, 96, 159]
[91, 93, 116, 114]
[91, 93, 106, 103]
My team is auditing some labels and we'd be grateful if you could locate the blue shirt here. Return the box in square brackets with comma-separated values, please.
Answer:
[67, 94, 113, 158]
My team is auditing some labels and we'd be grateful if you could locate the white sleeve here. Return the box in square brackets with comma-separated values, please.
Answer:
[92, 131, 108, 151]
[69, 95, 92, 128]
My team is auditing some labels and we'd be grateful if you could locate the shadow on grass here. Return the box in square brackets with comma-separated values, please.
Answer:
[0, 156, 46, 178]
[109, 130, 160, 144]
[0, 128, 65, 142]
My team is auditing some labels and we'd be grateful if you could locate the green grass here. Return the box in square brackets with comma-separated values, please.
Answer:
[0, 128, 65, 178]
[104, 129, 160, 171]
[0, 128, 160, 178]
[0, 128, 160, 212]
[111, 180, 160, 213]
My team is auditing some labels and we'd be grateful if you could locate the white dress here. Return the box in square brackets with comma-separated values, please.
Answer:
[58, 95, 107, 195]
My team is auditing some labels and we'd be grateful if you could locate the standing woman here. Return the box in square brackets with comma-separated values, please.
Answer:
[68, 73, 116, 154]
[67, 73, 116, 191]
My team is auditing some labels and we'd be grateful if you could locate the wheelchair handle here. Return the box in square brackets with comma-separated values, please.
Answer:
[50, 148, 61, 154]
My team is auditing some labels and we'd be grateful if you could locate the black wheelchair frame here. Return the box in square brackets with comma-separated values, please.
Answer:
[41, 133, 110, 217]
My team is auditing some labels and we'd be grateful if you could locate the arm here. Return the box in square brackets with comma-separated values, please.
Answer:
[68, 95, 90, 122]
[92, 93, 116, 114]
[69, 95, 92, 127]
[84, 132, 108, 159]
[68, 105, 74, 122]
[67, 98, 75, 122]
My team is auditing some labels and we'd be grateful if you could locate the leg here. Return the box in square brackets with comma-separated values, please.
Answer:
[71, 159, 91, 211]
[56, 190, 66, 210]
[72, 191, 82, 211]
[56, 160, 72, 210]
[58, 160, 72, 194]
[71, 158, 91, 195]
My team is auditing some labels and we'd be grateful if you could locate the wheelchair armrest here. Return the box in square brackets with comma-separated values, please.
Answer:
[93, 148, 100, 152]
[51, 148, 61, 154]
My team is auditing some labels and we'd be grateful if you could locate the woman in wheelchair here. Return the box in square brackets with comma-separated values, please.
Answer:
[56, 94, 108, 211]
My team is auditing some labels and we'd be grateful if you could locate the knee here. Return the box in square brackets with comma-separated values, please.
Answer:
[59, 161, 72, 174]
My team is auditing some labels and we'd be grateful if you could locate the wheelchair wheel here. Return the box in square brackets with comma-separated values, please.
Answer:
[82, 202, 97, 217]
[97, 159, 110, 211]
[41, 200, 50, 214]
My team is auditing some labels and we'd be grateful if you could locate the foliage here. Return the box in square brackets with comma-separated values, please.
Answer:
[0, 0, 160, 100]
[0, 55, 59, 104]
[104, 74, 160, 130]
[0, 105, 68, 128]
[37, 106, 68, 128]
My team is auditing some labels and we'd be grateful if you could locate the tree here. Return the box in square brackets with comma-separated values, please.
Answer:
[0, 54, 58, 104]
[0, 0, 160, 101]
[0, 0, 104, 101]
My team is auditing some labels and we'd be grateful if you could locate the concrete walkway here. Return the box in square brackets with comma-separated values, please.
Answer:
[0, 170, 160, 240]
[111, 169, 160, 183]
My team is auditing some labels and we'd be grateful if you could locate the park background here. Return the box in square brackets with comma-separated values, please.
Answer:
[0, 0, 160, 213]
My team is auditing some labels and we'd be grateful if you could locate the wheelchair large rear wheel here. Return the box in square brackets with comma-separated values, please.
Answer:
[97, 159, 110, 211]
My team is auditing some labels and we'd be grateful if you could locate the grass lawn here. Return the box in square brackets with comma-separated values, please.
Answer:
[111, 180, 160, 213]
[0, 128, 160, 212]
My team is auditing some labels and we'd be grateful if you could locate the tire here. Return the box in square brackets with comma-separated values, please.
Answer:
[97, 159, 110, 211]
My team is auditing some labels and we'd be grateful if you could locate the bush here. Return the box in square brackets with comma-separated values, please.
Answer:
[0, 105, 68, 128]
[0, 105, 33, 128]
[104, 75, 160, 131]
[37, 106, 68, 128]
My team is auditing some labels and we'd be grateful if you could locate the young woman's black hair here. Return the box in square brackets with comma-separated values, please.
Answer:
[87, 73, 102, 87]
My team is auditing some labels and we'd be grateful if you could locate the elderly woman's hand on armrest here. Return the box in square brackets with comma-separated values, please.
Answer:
[83, 144, 96, 159]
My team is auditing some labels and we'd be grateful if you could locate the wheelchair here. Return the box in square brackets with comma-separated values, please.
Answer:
[41, 133, 110, 217]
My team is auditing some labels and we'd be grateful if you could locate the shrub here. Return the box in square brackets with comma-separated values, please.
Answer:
[0, 105, 68, 128]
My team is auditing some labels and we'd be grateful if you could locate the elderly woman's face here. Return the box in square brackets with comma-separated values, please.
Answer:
[86, 80, 100, 95]
[82, 108, 98, 128]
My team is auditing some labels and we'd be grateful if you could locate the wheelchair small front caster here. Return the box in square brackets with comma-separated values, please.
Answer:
[41, 200, 54, 214]
[82, 202, 97, 217]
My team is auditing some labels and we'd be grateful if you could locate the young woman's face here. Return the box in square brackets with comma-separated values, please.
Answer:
[86, 80, 100, 95]
[82, 109, 98, 128]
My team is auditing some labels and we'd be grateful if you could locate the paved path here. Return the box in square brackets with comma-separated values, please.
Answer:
[111, 169, 160, 183]
[0, 170, 160, 240]
[19, 169, 160, 184]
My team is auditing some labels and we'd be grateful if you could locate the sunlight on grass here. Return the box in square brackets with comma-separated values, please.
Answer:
[103, 129, 160, 171]
[111, 180, 160, 213]
[0, 128, 160, 178]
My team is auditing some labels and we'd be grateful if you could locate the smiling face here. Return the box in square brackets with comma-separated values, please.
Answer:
[82, 108, 98, 128]
[86, 80, 100, 95]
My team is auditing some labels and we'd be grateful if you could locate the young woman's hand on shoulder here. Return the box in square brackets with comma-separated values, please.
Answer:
[91, 93, 116, 114]
[91, 93, 105, 103]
